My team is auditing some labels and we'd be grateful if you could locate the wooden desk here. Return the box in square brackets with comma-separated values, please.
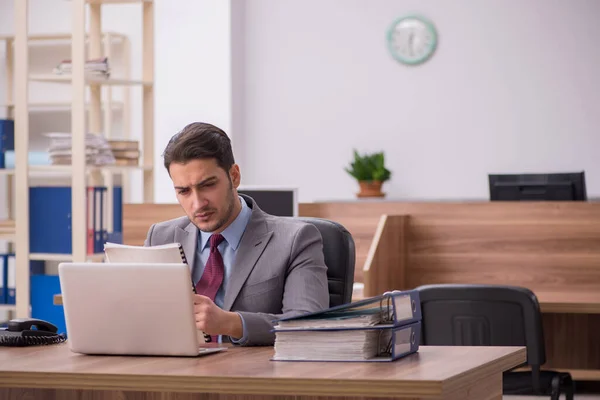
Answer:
[0, 344, 524, 400]
[535, 291, 600, 314]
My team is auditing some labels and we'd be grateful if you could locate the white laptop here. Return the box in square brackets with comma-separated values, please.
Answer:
[58, 262, 227, 357]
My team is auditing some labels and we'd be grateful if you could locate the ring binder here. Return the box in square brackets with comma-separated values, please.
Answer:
[272, 290, 422, 362]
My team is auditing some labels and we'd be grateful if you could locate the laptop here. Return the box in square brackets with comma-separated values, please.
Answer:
[58, 262, 227, 357]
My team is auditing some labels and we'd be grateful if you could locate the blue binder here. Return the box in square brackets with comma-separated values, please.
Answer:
[0, 119, 15, 169]
[0, 254, 6, 304]
[30, 186, 107, 254]
[276, 289, 421, 327]
[272, 290, 422, 362]
[2, 254, 45, 305]
[272, 321, 421, 362]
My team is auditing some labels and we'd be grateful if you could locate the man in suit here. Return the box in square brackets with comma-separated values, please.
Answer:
[144, 122, 329, 346]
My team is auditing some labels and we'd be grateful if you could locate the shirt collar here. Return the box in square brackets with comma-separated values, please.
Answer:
[199, 195, 251, 251]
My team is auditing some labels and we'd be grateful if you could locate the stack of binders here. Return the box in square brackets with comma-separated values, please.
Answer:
[271, 289, 422, 362]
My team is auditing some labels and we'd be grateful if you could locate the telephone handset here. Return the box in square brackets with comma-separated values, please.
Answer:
[0, 318, 67, 347]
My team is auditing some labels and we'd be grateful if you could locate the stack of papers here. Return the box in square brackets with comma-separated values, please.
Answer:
[45, 132, 116, 166]
[274, 329, 393, 361]
[52, 57, 110, 78]
[103, 242, 187, 264]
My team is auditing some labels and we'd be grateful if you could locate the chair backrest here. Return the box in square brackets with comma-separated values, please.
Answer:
[415, 284, 546, 368]
[295, 217, 356, 307]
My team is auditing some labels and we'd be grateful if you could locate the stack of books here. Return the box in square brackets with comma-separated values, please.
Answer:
[0, 220, 15, 236]
[52, 57, 110, 78]
[108, 140, 140, 167]
[45, 132, 116, 166]
[272, 290, 422, 362]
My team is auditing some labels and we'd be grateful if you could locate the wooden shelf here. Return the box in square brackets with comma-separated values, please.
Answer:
[0, 32, 127, 42]
[29, 253, 105, 262]
[0, 101, 124, 110]
[87, 0, 153, 3]
[0, 164, 151, 177]
[8, 0, 154, 320]
[29, 74, 152, 86]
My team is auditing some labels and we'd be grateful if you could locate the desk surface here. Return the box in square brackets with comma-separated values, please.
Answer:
[534, 291, 600, 314]
[0, 344, 525, 398]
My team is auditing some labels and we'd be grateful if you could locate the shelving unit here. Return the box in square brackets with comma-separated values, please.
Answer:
[9, 0, 155, 318]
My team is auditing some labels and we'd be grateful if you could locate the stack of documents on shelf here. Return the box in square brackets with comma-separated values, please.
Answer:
[0, 220, 15, 235]
[45, 132, 116, 166]
[272, 290, 422, 362]
[108, 140, 140, 167]
[52, 57, 110, 78]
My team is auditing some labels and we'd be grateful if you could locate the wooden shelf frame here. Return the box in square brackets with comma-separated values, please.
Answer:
[10, 0, 155, 318]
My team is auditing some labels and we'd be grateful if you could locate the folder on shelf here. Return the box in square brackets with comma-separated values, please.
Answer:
[102, 187, 108, 248]
[0, 255, 6, 304]
[108, 186, 123, 244]
[2, 254, 45, 305]
[29, 186, 107, 255]
[0, 119, 15, 169]
[6, 254, 15, 305]
[94, 187, 103, 254]
[271, 290, 422, 362]
[87, 187, 95, 255]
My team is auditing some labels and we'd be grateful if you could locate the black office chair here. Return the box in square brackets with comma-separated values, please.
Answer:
[295, 217, 356, 307]
[415, 284, 574, 400]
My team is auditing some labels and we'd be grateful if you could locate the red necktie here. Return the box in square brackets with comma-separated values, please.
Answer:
[195, 233, 225, 343]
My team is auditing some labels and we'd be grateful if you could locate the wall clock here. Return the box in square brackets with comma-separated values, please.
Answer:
[386, 15, 438, 65]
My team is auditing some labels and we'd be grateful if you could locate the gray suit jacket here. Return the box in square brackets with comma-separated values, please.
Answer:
[144, 195, 330, 346]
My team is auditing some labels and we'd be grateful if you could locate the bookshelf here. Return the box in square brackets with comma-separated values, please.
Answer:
[8, 0, 155, 318]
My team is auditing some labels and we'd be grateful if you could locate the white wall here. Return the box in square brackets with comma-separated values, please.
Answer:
[2, 1, 600, 204]
[239, 0, 600, 202]
[154, 0, 233, 203]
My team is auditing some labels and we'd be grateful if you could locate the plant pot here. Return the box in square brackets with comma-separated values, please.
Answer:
[357, 180, 385, 198]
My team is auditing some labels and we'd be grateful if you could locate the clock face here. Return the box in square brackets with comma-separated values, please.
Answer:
[387, 15, 438, 65]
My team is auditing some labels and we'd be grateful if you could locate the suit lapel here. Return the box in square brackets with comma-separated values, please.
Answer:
[223, 208, 273, 311]
[175, 222, 198, 269]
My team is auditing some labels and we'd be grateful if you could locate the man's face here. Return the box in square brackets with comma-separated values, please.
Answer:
[169, 158, 241, 233]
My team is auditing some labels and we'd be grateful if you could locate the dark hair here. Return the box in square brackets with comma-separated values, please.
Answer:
[162, 122, 235, 173]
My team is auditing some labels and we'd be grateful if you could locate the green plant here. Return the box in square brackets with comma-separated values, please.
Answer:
[344, 150, 392, 182]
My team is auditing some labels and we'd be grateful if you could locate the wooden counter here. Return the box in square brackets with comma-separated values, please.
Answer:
[0, 344, 525, 400]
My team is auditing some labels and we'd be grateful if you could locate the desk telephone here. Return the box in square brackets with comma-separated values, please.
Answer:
[0, 318, 67, 347]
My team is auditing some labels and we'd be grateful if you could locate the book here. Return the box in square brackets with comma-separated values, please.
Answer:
[271, 290, 422, 362]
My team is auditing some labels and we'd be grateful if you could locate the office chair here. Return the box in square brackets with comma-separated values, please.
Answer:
[295, 217, 356, 307]
[415, 284, 574, 400]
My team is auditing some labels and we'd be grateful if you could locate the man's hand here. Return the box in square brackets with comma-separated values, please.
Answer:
[193, 295, 243, 339]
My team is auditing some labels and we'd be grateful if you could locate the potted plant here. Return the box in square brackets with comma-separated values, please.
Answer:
[344, 150, 392, 198]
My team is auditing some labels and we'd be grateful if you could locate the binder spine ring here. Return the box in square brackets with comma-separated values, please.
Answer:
[377, 329, 393, 356]
[178, 242, 212, 344]
[379, 293, 394, 324]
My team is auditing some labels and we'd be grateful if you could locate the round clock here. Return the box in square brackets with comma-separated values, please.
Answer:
[386, 15, 438, 65]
